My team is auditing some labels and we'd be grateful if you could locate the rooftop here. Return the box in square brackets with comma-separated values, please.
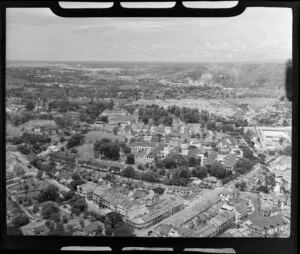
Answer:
[78, 182, 98, 194]
[210, 210, 235, 227]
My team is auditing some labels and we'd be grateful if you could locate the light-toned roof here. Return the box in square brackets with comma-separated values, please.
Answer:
[210, 210, 235, 227]
[250, 215, 288, 230]
[168, 197, 220, 227]
[78, 182, 98, 193]
[197, 224, 218, 237]
[234, 201, 248, 213]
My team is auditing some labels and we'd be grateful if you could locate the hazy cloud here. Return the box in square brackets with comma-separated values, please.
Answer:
[6, 7, 292, 62]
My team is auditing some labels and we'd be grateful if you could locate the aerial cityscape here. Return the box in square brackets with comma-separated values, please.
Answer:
[5, 9, 292, 238]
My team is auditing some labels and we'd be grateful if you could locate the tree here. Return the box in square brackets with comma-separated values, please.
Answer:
[25, 100, 35, 111]
[188, 157, 198, 167]
[178, 168, 190, 178]
[36, 170, 44, 179]
[41, 201, 59, 220]
[163, 157, 177, 169]
[79, 218, 85, 228]
[100, 115, 108, 123]
[141, 172, 160, 183]
[106, 212, 124, 230]
[95, 225, 104, 236]
[235, 158, 252, 175]
[153, 187, 165, 195]
[66, 134, 84, 149]
[113, 224, 136, 237]
[11, 215, 30, 228]
[122, 166, 136, 178]
[14, 164, 25, 177]
[113, 126, 119, 136]
[208, 162, 227, 179]
[207, 120, 216, 130]
[70, 148, 78, 154]
[126, 154, 135, 164]
[105, 224, 113, 236]
[37, 185, 60, 203]
[69, 194, 87, 215]
[94, 139, 120, 161]
[33, 204, 39, 214]
[192, 166, 208, 179]
[63, 190, 75, 201]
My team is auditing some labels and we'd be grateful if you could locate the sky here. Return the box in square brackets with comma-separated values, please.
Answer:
[6, 6, 292, 62]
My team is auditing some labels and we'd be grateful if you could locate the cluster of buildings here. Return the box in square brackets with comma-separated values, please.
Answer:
[75, 181, 186, 230]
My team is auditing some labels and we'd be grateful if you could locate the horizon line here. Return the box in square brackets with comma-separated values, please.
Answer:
[7, 58, 291, 64]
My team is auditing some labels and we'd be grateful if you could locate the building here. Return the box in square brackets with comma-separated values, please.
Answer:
[93, 188, 157, 219]
[204, 151, 218, 166]
[210, 210, 235, 236]
[125, 196, 184, 230]
[108, 115, 137, 125]
[200, 176, 222, 189]
[130, 141, 158, 153]
[234, 201, 249, 223]
[77, 158, 123, 171]
[166, 186, 192, 196]
[21, 219, 49, 235]
[224, 153, 237, 171]
[101, 109, 127, 117]
[197, 224, 218, 237]
[48, 152, 77, 164]
[76, 182, 98, 200]
[249, 215, 289, 237]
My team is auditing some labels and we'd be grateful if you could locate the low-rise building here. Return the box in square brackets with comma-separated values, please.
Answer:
[200, 176, 222, 189]
[210, 210, 235, 236]
[224, 153, 237, 171]
[76, 182, 98, 200]
[249, 215, 289, 237]
[21, 219, 49, 235]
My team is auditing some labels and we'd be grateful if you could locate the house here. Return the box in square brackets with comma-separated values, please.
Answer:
[233, 201, 249, 223]
[166, 186, 192, 196]
[130, 141, 157, 153]
[77, 158, 123, 171]
[59, 204, 72, 218]
[77, 182, 98, 200]
[224, 153, 237, 171]
[108, 115, 137, 125]
[200, 176, 222, 189]
[249, 215, 289, 237]
[48, 152, 77, 164]
[21, 219, 49, 235]
[101, 109, 127, 117]
[204, 151, 218, 166]
[210, 210, 235, 236]
[197, 224, 218, 237]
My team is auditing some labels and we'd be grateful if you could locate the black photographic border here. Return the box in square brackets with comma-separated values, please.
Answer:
[0, 1, 298, 253]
